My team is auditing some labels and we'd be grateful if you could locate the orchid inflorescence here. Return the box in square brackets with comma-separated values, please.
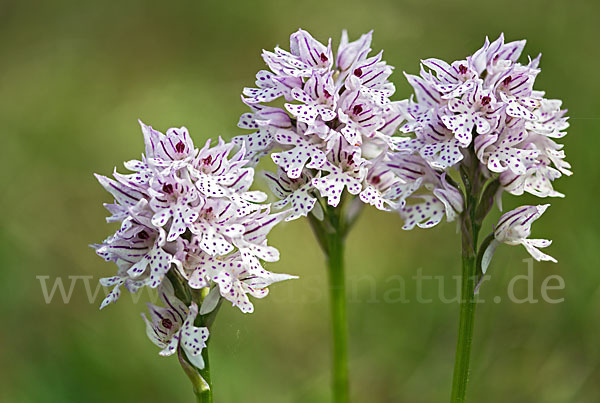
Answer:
[233, 29, 416, 221]
[92, 121, 295, 378]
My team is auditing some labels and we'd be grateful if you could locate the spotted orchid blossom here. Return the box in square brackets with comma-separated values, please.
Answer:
[181, 204, 297, 313]
[386, 153, 463, 229]
[481, 204, 557, 274]
[91, 194, 172, 309]
[358, 154, 414, 211]
[263, 168, 324, 221]
[234, 28, 409, 220]
[236, 103, 294, 167]
[142, 280, 209, 369]
[183, 250, 297, 314]
[493, 204, 556, 263]
[93, 121, 295, 313]
[142, 124, 197, 173]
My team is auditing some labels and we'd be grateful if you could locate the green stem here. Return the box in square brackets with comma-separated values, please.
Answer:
[177, 344, 211, 403]
[183, 287, 215, 403]
[194, 346, 212, 403]
[327, 227, 349, 403]
[308, 204, 350, 403]
[450, 158, 482, 403]
[449, 238, 478, 403]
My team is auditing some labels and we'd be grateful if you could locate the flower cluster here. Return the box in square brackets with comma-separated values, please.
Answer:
[94, 121, 295, 312]
[93, 121, 296, 363]
[395, 34, 570, 261]
[234, 29, 419, 220]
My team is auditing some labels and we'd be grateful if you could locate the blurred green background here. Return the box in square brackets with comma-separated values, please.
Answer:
[1, 0, 599, 402]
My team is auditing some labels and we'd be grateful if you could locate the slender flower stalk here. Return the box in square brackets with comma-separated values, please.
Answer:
[450, 155, 482, 403]
[235, 29, 408, 402]
[192, 287, 215, 403]
[92, 122, 296, 402]
[328, 241, 348, 402]
[197, 351, 212, 403]
[308, 203, 351, 402]
[390, 34, 571, 402]
[451, 245, 477, 403]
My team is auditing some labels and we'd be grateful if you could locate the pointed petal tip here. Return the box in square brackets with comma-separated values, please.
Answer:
[537, 204, 551, 214]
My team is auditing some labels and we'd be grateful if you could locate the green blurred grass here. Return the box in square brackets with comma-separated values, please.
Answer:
[1, 0, 599, 402]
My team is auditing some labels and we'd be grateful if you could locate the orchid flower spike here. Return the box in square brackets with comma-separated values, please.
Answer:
[234, 28, 416, 220]
[393, 34, 570, 219]
[92, 121, 296, 314]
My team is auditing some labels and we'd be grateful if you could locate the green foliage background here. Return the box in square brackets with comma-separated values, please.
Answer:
[1, 0, 598, 402]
